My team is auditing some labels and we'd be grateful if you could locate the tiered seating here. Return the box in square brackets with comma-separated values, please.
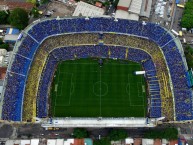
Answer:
[143, 60, 162, 118]
[128, 48, 151, 63]
[36, 46, 163, 118]
[10, 54, 31, 75]
[150, 107, 161, 118]
[37, 55, 57, 118]
[2, 73, 25, 121]
[142, 24, 166, 42]
[17, 35, 38, 59]
[157, 33, 173, 47]
[162, 41, 192, 120]
[28, 20, 61, 42]
[109, 46, 126, 59]
[2, 18, 192, 121]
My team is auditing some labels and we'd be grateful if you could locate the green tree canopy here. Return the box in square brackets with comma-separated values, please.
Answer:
[112, 0, 119, 7]
[0, 11, 9, 24]
[8, 8, 29, 30]
[0, 38, 9, 50]
[0, 38, 3, 45]
[31, 7, 39, 18]
[0, 43, 9, 50]
[185, 45, 193, 69]
[144, 128, 178, 140]
[73, 128, 88, 139]
[181, 0, 193, 29]
[94, 138, 111, 145]
[109, 129, 128, 141]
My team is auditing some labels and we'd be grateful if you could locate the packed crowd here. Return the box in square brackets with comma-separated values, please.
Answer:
[162, 41, 192, 120]
[2, 73, 26, 120]
[36, 46, 162, 118]
[2, 18, 192, 121]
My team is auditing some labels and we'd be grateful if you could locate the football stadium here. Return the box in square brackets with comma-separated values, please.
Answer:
[0, 17, 192, 127]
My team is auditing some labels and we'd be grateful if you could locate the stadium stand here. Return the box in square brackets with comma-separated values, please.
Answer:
[1, 17, 192, 122]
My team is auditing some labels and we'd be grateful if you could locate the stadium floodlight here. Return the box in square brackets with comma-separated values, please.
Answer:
[85, 17, 89, 20]
[114, 18, 118, 22]
[56, 16, 60, 20]
[142, 21, 147, 25]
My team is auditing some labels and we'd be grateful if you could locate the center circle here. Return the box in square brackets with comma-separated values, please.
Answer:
[93, 81, 108, 96]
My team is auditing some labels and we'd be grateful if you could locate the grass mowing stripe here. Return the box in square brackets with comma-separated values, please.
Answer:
[50, 59, 147, 117]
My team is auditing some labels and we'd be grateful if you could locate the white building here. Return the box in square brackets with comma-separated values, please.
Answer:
[73, 1, 105, 17]
[115, 0, 152, 20]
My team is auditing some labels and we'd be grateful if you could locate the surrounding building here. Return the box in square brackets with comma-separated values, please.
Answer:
[4, 28, 20, 43]
[115, 0, 152, 20]
[0, 0, 34, 11]
[5, 138, 93, 145]
[73, 1, 105, 17]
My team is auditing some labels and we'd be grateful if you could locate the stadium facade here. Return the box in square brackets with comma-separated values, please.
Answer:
[0, 17, 192, 127]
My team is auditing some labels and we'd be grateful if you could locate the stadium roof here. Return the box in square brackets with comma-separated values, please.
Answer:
[73, 1, 105, 17]
[42, 118, 156, 127]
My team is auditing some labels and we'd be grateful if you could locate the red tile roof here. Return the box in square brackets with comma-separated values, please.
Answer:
[170, 140, 178, 145]
[154, 139, 161, 145]
[95, 2, 102, 8]
[0, 67, 7, 80]
[134, 138, 142, 145]
[117, 6, 129, 11]
[0, 1, 34, 11]
[73, 139, 84, 145]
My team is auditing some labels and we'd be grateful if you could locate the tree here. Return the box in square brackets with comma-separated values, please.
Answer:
[73, 128, 88, 139]
[8, 8, 29, 30]
[0, 38, 3, 44]
[181, 14, 193, 29]
[94, 138, 111, 145]
[26, 0, 36, 4]
[163, 128, 178, 140]
[185, 45, 193, 69]
[112, 0, 119, 7]
[31, 7, 39, 18]
[0, 43, 9, 50]
[0, 38, 9, 50]
[109, 129, 128, 141]
[0, 11, 9, 24]
[181, 0, 193, 29]
[144, 128, 178, 140]
[103, 1, 110, 6]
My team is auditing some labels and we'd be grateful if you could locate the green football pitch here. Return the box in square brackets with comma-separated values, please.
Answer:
[50, 59, 147, 117]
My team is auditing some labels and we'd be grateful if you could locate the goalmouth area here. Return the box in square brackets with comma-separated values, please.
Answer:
[50, 59, 147, 118]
